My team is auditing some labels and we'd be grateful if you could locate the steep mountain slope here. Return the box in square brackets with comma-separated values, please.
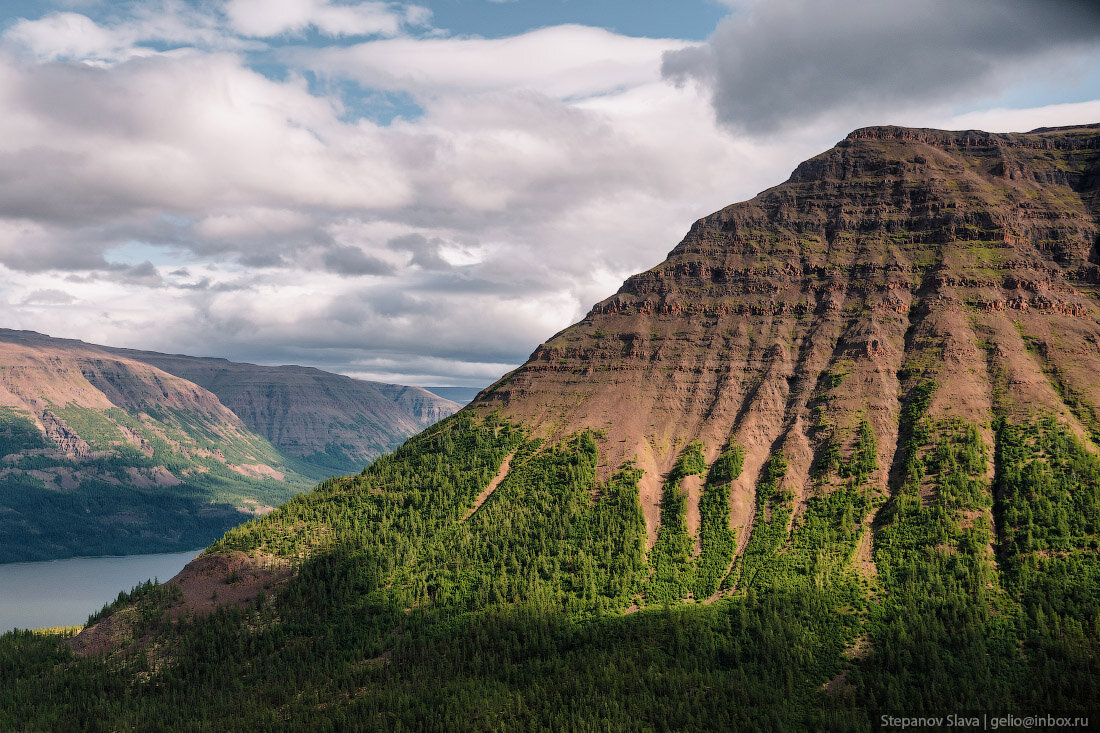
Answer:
[0, 330, 460, 561]
[0, 331, 317, 562]
[96, 345, 461, 474]
[475, 124, 1100, 548]
[6, 125, 1100, 729]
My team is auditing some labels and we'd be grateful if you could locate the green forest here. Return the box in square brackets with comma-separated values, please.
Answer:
[1, 405, 1098, 730]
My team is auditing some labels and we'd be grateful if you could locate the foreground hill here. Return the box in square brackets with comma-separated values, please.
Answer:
[4, 125, 1099, 729]
[0, 330, 459, 561]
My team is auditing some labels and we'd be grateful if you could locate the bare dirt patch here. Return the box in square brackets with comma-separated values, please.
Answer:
[682, 473, 704, 556]
[842, 633, 872, 661]
[27, 469, 60, 490]
[124, 466, 182, 488]
[229, 463, 285, 481]
[238, 499, 277, 516]
[824, 669, 853, 696]
[853, 517, 878, 580]
[167, 552, 293, 620]
[636, 461, 663, 549]
[463, 450, 515, 520]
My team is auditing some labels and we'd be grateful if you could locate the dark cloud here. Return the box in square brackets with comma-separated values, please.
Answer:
[111, 260, 164, 287]
[238, 252, 287, 268]
[0, 235, 109, 272]
[662, 0, 1100, 133]
[322, 244, 396, 276]
[387, 233, 451, 270]
[21, 288, 76, 305]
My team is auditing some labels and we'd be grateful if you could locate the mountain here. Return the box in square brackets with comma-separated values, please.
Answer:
[5, 125, 1100, 729]
[94, 345, 461, 474]
[474, 124, 1100, 550]
[0, 330, 460, 561]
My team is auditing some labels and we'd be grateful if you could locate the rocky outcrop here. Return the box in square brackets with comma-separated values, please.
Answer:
[39, 411, 93, 460]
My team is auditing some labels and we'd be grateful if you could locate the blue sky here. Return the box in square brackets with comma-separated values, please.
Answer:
[0, 0, 729, 40]
[0, 0, 1098, 386]
[408, 0, 729, 40]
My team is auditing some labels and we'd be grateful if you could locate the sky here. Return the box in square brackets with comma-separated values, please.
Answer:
[1, 0, 1098, 387]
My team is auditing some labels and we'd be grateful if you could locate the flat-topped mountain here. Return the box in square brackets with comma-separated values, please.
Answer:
[0, 330, 459, 561]
[475, 123, 1100, 545]
[10, 125, 1100, 728]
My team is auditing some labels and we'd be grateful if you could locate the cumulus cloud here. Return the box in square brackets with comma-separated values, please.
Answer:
[0, 21, 835, 382]
[663, 0, 1100, 133]
[300, 25, 690, 99]
[4, 3, 243, 63]
[4, 12, 128, 62]
[2, 1, 1095, 386]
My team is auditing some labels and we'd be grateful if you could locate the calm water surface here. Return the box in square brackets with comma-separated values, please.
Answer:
[0, 550, 201, 632]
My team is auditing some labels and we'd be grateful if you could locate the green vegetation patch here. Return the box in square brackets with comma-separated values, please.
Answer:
[53, 406, 125, 451]
[0, 403, 316, 562]
[647, 441, 706, 605]
[694, 441, 744, 599]
[0, 408, 48, 457]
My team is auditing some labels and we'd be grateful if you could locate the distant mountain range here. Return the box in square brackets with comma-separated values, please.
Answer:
[93, 342, 461, 474]
[0, 329, 459, 561]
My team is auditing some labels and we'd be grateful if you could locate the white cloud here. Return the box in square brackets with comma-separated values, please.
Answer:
[300, 25, 691, 99]
[0, 2, 1096, 387]
[3, 4, 247, 64]
[5, 12, 132, 62]
[932, 99, 1100, 134]
[193, 208, 317, 241]
[21, 289, 78, 306]
[0, 3, 855, 383]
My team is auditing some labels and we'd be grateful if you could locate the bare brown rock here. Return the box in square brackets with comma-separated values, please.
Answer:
[471, 124, 1100, 545]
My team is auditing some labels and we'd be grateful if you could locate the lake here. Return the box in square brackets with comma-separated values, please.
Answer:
[0, 550, 201, 633]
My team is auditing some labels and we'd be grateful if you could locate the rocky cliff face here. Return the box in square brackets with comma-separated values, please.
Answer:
[475, 124, 1100, 544]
